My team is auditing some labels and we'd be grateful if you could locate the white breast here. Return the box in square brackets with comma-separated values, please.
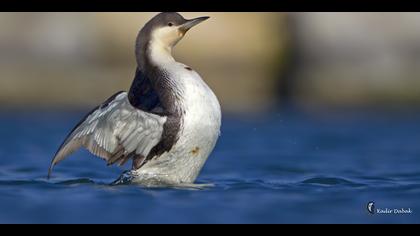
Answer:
[132, 62, 222, 184]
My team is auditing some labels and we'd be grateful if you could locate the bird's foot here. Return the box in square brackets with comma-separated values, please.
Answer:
[111, 170, 137, 185]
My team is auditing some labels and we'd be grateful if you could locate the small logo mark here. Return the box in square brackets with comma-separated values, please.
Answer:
[367, 201, 375, 214]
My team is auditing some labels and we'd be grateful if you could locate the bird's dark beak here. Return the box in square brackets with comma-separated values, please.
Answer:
[179, 16, 210, 33]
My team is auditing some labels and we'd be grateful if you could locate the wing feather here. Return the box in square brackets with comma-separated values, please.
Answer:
[48, 91, 166, 177]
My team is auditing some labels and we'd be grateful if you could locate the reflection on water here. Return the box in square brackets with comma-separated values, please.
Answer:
[0, 110, 419, 223]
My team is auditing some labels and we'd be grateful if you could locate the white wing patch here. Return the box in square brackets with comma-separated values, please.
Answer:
[49, 92, 166, 177]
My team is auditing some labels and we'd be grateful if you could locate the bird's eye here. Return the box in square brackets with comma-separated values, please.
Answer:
[168, 22, 174, 27]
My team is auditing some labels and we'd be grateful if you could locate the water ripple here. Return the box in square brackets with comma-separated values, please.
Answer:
[0, 179, 46, 186]
[56, 178, 96, 185]
[300, 176, 366, 187]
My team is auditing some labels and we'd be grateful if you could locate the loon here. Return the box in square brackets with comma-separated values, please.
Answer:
[48, 12, 222, 186]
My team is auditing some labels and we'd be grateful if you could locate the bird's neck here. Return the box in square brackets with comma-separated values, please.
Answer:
[137, 40, 176, 72]
[150, 41, 176, 65]
[133, 39, 183, 115]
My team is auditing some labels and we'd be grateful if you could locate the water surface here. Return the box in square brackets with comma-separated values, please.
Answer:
[0, 109, 419, 223]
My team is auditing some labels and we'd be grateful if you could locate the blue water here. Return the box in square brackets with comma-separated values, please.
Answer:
[0, 109, 419, 223]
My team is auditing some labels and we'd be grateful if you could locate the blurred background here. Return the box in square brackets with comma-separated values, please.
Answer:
[1, 13, 420, 223]
[1, 12, 420, 113]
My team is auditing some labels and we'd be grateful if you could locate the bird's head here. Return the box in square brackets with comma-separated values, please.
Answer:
[145, 12, 209, 48]
[136, 12, 209, 64]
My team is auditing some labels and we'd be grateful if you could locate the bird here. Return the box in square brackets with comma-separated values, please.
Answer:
[48, 12, 222, 186]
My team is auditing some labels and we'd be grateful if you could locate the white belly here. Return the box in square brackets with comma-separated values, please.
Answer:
[132, 64, 222, 185]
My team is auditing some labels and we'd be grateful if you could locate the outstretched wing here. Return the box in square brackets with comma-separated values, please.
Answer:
[48, 91, 167, 177]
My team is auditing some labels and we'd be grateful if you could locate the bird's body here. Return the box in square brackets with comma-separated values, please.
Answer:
[49, 12, 221, 186]
[129, 59, 221, 185]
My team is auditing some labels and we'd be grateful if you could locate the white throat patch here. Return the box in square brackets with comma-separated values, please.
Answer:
[148, 26, 184, 65]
